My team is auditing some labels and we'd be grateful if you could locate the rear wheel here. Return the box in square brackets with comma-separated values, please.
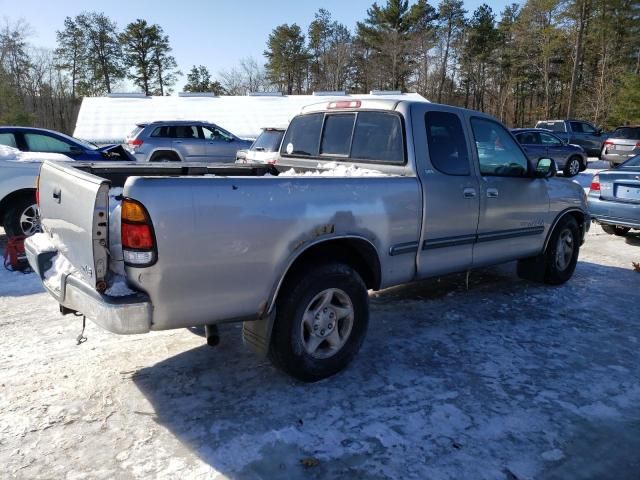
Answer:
[563, 156, 582, 177]
[601, 224, 630, 236]
[2, 195, 40, 237]
[269, 263, 369, 382]
[517, 216, 580, 285]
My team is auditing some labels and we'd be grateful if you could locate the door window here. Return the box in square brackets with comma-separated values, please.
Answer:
[471, 118, 528, 177]
[24, 133, 73, 153]
[0, 133, 17, 148]
[173, 126, 198, 139]
[515, 131, 541, 145]
[539, 132, 563, 146]
[201, 126, 232, 141]
[425, 111, 470, 175]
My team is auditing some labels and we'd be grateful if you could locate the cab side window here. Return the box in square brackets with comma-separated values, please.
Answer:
[539, 132, 562, 146]
[471, 118, 528, 177]
[425, 111, 470, 175]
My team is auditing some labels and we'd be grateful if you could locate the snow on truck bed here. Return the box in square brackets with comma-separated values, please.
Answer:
[277, 162, 391, 177]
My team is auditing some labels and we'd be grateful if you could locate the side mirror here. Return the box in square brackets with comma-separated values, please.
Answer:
[596, 128, 602, 136]
[534, 158, 557, 178]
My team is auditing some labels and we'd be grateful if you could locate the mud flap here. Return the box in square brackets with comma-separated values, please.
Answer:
[242, 309, 276, 357]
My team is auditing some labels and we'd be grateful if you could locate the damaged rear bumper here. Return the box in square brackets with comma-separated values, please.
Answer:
[25, 240, 152, 335]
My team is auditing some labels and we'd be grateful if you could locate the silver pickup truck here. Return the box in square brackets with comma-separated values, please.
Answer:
[26, 99, 589, 381]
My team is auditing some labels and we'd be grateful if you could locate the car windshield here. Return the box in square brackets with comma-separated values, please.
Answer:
[611, 127, 640, 139]
[619, 154, 640, 168]
[251, 130, 284, 152]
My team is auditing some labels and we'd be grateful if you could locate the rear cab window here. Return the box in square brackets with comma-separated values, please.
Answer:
[611, 127, 640, 139]
[281, 110, 404, 164]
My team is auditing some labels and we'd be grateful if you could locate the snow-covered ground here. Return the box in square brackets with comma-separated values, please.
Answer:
[1, 165, 639, 479]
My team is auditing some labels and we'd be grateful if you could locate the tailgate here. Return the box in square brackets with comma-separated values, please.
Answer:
[599, 170, 640, 204]
[38, 161, 110, 290]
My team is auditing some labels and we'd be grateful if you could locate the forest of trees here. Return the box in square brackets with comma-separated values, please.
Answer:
[0, 0, 638, 136]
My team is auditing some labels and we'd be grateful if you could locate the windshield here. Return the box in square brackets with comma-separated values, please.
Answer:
[251, 130, 285, 152]
[619, 154, 640, 168]
[611, 127, 640, 139]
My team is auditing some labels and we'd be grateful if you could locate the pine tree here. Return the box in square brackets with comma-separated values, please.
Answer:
[264, 24, 309, 94]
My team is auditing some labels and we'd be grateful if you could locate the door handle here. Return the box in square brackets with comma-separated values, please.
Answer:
[52, 188, 61, 203]
[487, 188, 499, 198]
[463, 188, 476, 198]
[174, 141, 183, 144]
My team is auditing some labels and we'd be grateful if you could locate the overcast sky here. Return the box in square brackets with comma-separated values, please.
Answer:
[1, 0, 514, 93]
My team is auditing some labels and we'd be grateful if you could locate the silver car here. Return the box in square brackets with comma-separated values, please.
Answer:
[601, 126, 640, 167]
[588, 154, 640, 235]
[236, 127, 285, 165]
[125, 120, 252, 163]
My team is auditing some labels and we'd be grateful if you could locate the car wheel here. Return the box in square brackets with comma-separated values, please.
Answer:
[563, 156, 581, 177]
[517, 216, 580, 285]
[269, 263, 369, 382]
[2, 195, 41, 237]
[150, 152, 180, 162]
[601, 224, 630, 236]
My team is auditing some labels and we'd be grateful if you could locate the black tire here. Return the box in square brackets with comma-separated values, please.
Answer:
[563, 156, 582, 177]
[601, 224, 630, 236]
[150, 151, 180, 162]
[517, 216, 580, 285]
[2, 195, 40, 237]
[269, 263, 369, 382]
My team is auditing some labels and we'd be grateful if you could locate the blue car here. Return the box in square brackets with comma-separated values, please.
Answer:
[588, 154, 640, 236]
[512, 128, 588, 177]
[0, 126, 132, 161]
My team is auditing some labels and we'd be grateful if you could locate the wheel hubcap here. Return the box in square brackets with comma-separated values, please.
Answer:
[19, 204, 41, 236]
[570, 160, 579, 175]
[555, 228, 574, 271]
[300, 288, 354, 359]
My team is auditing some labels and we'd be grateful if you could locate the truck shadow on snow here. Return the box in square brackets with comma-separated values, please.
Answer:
[132, 260, 640, 479]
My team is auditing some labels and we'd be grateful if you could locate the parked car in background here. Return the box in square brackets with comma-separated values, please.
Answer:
[601, 126, 640, 168]
[0, 145, 75, 237]
[125, 121, 252, 163]
[26, 99, 589, 382]
[0, 126, 132, 161]
[512, 128, 587, 177]
[588, 154, 640, 236]
[534, 119, 606, 157]
[236, 127, 285, 165]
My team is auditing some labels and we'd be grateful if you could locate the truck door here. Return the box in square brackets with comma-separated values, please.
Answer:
[468, 117, 550, 266]
[412, 105, 480, 277]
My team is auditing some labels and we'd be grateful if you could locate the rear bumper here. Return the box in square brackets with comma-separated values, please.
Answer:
[601, 152, 637, 164]
[25, 241, 152, 334]
[588, 195, 640, 229]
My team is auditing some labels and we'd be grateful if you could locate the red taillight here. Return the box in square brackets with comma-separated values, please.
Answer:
[127, 138, 143, 147]
[636, 142, 640, 148]
[590, 174, 600, 192]
[121, 198, 156, 265]
[122, 223, 154, 249]
[603, 140, 614, 146]
[327, 100, 361, 109]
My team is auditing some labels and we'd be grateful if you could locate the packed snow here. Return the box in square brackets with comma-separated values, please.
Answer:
[0, 144, 72, 163]
[43, 253, 76, 292]
[1, 159, 639, 479]
[278, 161, 389, 177]
[25, 232, 56, 254]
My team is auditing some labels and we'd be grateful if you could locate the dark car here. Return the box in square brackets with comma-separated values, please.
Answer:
[534, 119, 606, 157]
[588, 154, 640, 236]
[511, 128, 588, 177]
[0, 126, 131, 161]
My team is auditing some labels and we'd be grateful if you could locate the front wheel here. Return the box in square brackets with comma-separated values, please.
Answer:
[563, 156, 582, 177]
[2, 195, 41, 237]
[601, 224, 630, 236]
[269, 263, 369, 382]
[517, 216, 580, 285]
